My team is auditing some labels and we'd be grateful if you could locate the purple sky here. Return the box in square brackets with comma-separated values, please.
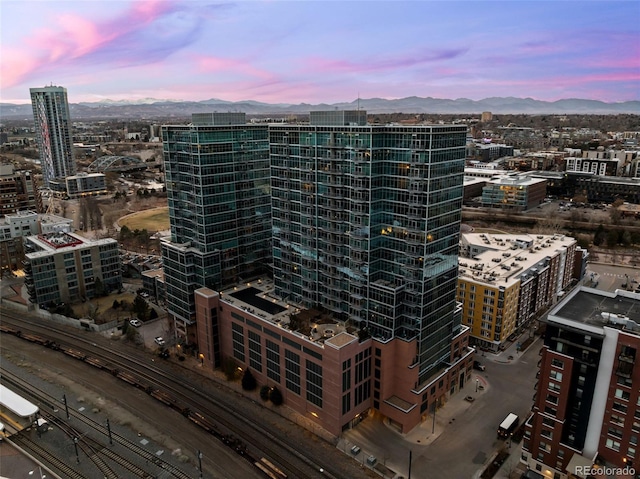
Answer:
[2, 0, 639, 105]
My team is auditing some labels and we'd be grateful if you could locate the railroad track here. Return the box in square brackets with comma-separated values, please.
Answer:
[0, 312, 348, 479]
[1, 368, 192, 479]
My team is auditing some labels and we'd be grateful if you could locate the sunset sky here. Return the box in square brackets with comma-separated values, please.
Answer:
[2, 0, 639, 105]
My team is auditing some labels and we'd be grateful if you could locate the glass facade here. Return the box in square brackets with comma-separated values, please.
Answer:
[161, 115, 272, 325]
[270, 117, 466, 384]
[30, 86, 76, 187]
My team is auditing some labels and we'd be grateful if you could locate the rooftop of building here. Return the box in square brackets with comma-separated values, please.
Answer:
[458, 233, 576, 289]
[546, 287, 640, 337]
[217, 278, 361, 349]
[25, 231, 116, 257]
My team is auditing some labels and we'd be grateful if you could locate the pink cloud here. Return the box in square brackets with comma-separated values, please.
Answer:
[2, 1, 193, 88]
[303, 48, 468, 75]
[193, 54, 274, 81]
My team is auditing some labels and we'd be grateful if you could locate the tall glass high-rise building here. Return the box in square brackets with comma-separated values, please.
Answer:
[161, 113, 271, 339]
[270, 111, 467, 384]
[30, 86, 76, 187]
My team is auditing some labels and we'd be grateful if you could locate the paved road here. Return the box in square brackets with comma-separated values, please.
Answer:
[342, 337, 541, 479]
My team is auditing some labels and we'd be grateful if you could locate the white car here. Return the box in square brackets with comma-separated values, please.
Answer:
[154, 337, 166, 346]
[129, 319, 142, 327]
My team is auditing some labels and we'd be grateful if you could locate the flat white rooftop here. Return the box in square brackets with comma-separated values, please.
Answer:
[0, 384, 39, 417]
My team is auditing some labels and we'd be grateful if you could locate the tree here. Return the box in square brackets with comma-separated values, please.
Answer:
[241, 368, 257, 391]
[270, 387, 283, 406]
[593, 224, 606, 246]
[94, 277, 106, 297]
[223, 357, 240, 381]
[112, 299, 120, 309]
[260, 385, 271, 402]
[131, 296, 150, 321]
[149, 308, 158, 320]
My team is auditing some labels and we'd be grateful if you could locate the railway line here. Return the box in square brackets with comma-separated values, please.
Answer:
[0, 311, 358, 479]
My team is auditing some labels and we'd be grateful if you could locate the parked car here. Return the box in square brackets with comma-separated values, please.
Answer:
[129, 319, 142, 327]
[473, 360, 486, 371]
[154, 337, 166, 346]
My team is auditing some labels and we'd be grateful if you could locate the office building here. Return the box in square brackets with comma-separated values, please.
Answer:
[192, 111, 474, 434]
[161, 113, 271, 340]
[481, 174, 547, 211]
[30, 86, 76, 188]
[23, 232, 121, 305]
[458, 233, 577, 351]
[523, 287, 640, 479]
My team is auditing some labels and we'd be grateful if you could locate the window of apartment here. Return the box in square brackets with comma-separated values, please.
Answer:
[608, 426, 624, 439]
[550, 370, 562, 381]
[544, 406, 557, 417]
[285, 350, 301, 395]
[615, 389, 631, 401]
[231, 323, 245, 362]
[248, 330, 262, 373]
[546, 394, 559, 405]
[628, 447, 636, 459]
[541, 429, 553, 440]
[306, 360, 323, 407]
[266, 340, 280, 383]
[539, 441, 551, 453]
[548, 382, 561, 393]
[613, 402, 628, 414]
[611, 413, 625, 426]
[606, 438, 621, 452]
[631, 435, 638, 446]
[551, 358, 564, 369]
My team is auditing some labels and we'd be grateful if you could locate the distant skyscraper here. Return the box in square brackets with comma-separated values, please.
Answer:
[30, 86, 76, 188]
[161, 113, 272, 339]
[270, 111, 468, 386]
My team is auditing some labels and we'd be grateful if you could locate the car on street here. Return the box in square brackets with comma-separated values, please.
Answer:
[473, 360, 486, 371]
[154, 337, 166, 346]
[129, 319, 142, 327]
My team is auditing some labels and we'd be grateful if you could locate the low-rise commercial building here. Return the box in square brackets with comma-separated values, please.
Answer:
[481, 174, 547, 211]
[194, 280, 474, 437]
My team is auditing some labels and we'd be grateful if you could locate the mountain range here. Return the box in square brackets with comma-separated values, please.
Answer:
[1, 96, 638, 120]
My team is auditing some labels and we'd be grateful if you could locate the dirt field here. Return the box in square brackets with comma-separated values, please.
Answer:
[118, 207, 170, 232]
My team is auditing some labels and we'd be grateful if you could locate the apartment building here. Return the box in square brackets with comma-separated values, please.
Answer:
[30, 86, 76, 188]
[0, 164, 38, 215]
[458, 233, 577, 351]
[523, 287, 640, 479]
[23, 232, 121, 305]
[177, 111, 474, 434]
[160, 113, 272, 341]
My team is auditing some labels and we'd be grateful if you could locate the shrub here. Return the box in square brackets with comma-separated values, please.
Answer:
[241, 368, 257, 391]
[260, 385, 271, 402]
[270, 387, 283, 406]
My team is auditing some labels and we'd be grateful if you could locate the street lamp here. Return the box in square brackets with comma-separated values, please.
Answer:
[198, 450, 203, 479]
[476, 379, 479, 393]
[199, 353, 204, 366]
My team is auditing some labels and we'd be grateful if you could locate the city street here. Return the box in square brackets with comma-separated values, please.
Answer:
[341, 337, 540, 479]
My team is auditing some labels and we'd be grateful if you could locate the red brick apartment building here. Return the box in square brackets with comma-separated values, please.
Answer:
[523, 287, 640, 479]
[195, 282, 474, 437]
